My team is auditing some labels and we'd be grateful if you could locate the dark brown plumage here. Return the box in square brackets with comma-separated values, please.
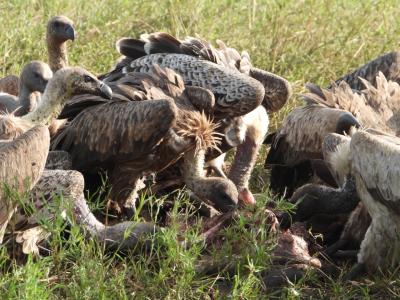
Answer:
[53, 66, 237, 214]
[107, 32, 291, 113]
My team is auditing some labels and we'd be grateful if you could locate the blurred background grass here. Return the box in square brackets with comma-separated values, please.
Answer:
[1, 0, 400, 298]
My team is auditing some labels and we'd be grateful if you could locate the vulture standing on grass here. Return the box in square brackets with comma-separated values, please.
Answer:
[0, 15, 75, 96]
[53, 66, 239, 215]
[0, 61, 52, 116]
[108, 33, 290, 204]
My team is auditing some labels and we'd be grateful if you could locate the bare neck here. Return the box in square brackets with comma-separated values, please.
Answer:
[228, 136, 259, 190]
[47, 37, 68, 72]
[183, 147, 205, 183]
[17, 86, 39, 116]
[22, 79, 67, 126]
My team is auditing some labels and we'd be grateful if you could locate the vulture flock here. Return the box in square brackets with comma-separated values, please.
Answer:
[1, 15, 400, 285]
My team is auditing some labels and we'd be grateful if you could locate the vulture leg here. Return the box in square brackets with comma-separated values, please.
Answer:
[18, 170, 158, 253]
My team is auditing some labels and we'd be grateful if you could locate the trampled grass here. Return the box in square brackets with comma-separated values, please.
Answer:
[1, 0, 400, 298]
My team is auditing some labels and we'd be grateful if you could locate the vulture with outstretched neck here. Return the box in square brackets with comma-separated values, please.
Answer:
[53, 66, 239, 215]
[0, 67, 112, 140]
[104, 32, 289, 205]
[9, 169, 158, 254]
[0, 15, 75, 96]
[0, 61, 52, 116]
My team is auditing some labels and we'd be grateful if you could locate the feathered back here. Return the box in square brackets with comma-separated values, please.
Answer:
[304, 72, 400, 135]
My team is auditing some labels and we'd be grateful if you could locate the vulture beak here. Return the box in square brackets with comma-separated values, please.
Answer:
[65, 25, 75, 41]
[99, 82, 113, 99]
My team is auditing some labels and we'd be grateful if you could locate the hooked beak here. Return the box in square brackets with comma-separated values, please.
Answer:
[99, 82, 113, 99]
[65, 24, 75, 41]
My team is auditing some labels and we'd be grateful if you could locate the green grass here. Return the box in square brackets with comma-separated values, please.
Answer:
[1, 0, 400, 298]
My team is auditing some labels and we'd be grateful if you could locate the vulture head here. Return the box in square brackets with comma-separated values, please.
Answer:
[56, 67, 113, 100]
[19, 61, 53, 94]
[47, 15, 75, 42]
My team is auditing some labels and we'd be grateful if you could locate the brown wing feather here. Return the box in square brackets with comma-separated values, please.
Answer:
[52, 99, 177, 172]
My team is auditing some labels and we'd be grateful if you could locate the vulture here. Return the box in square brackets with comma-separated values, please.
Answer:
[0, 67, 112, 140]
[0, 125, 49, 243]
[0, 61, 53, 116]
[106, 32, 290, 204]
[0, 15, 75, 96]
[52, 66, 239, 215]
[9, 169, 158, 254]
[330, 129, 400, 278]
[265, 104, 360, 196]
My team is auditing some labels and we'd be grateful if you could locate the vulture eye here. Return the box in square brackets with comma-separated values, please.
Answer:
[54, 21, 61, 27]
[84, 75, 94, 83]
[34, 72, 40, 78]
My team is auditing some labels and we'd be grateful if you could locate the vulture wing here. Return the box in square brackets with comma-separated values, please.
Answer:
[351, 130, 400, 215]
[126, 54, 264, 118]
[52, 99, 177, 171]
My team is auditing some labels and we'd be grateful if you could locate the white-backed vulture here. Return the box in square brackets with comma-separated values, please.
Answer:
[9, 169, 158, 254]
[0, 16, 75, 97]
[0, 61, 53, 116]
[265, 104, 360, 196]
[332, 130, 400, 277]
[52, 66, 239, 216]
[0, 67, 112, 140]
[46, 15, 75, 72]
[0, 125, 49, 243]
